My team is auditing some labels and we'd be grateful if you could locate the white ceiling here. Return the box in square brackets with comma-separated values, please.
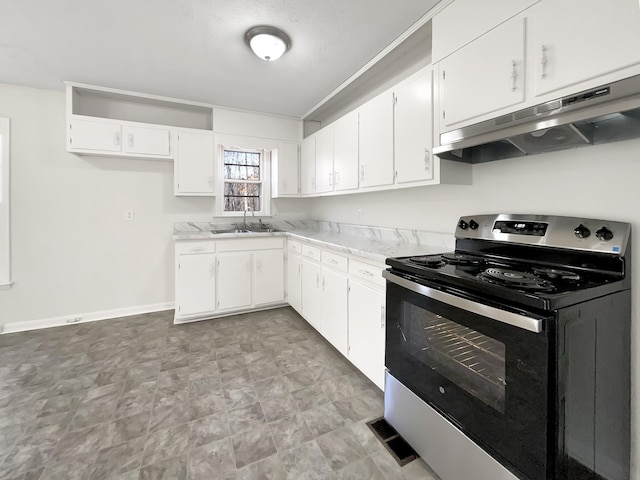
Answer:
[0, 0, 440, 118]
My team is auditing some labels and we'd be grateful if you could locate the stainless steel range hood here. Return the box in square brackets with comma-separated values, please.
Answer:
[433, 74, 640, 163]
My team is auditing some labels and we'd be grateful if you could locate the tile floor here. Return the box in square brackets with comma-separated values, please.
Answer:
[0, 307, 440, 480]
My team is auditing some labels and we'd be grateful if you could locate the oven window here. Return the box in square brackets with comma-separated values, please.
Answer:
[402, 302, 506, 412]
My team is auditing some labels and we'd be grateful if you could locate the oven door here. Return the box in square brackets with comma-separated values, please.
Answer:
[384, 270, 555, 480]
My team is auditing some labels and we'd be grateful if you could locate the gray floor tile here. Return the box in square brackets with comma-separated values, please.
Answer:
[268, 413, 313, 452]
[228, 402, 266, 436]
[188, 437, 236, 479]
[301, 403, 347, 437]
[142, 423, 189, 466]
[91, 437, 146, 480]
[237, 454, 286, 480]
[279, 440, 334, 480]
[335, 456, 386, 480]
[316, 427, 368, 470]
[40, 452, 97, 480]
[139, 454, 188, 480]
[224, 385, 259, 411]
[189, 390, 226, 421]
[189, 412, 229, 448]
[260, 392, 298, 422]
[55, 423, 107, 459]
[232, 425, 278, 469]
[102, 410, 151, 448]
[290, 384, 330, 412]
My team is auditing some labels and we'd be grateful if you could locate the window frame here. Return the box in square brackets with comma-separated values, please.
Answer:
[217, 144, 271, 217]
[0, 118, 11, 289]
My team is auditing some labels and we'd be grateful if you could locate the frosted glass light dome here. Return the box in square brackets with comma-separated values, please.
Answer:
[245, 26, 291, 62]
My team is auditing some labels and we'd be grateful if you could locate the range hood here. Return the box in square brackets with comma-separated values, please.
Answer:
[433, 74, 640, 163]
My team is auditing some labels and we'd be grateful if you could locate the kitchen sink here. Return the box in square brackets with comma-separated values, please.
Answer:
[208, 227, 283, 235]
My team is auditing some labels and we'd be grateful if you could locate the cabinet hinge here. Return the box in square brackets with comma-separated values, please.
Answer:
[442, 70, 446, 80]
[178, 263, 180, 270]
[178, 305, 181, 312]
[443, 110, 446, 120]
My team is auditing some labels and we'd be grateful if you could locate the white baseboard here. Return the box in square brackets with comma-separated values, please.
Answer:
[1, 302, 175, 334]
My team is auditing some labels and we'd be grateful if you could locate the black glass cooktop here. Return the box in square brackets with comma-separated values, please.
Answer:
[386, 252, 626, 311]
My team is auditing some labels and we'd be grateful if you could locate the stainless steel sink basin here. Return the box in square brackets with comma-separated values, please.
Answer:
[208, 228, 282, 235]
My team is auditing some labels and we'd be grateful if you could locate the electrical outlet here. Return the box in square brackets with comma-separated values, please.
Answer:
[125, 209, 134, 222]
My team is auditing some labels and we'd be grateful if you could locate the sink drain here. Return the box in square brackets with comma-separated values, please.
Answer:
[366, 417, 419, 467]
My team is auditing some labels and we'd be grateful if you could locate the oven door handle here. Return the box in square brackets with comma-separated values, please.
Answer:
[383, 270, 543, 333]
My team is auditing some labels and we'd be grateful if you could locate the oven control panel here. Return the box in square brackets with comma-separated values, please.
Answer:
[455, 214, 630, 255]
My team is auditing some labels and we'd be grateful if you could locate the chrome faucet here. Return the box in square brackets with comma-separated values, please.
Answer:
[243, 208, 254, 229]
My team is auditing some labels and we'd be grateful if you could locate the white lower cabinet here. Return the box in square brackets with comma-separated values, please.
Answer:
[254, 249, 285, 306]
[216, 252, 253, 311]
[174, 237, 285, 322]
[175, 241, 217, 320]
[289, 240, 386, 389]
[320, 259, 349, 356]
[286, 241, 303, 314]
[348, 280, 385, 390]
[301, 257, 322, 332]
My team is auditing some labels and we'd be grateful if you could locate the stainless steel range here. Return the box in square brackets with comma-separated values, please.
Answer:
[383, 214, 631, 480]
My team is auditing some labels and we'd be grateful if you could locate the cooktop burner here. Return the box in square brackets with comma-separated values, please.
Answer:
[441, 253, 484, 266]
[532, 267, 581, 281]
[409, 256, 445, 268]
[478, 268, 555, 291]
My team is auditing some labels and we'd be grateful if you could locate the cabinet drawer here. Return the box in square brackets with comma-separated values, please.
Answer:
[322, 251, 348, 272]
[218, 237, 284, 252]
[175, 240, 216, 255]
[288, 240, 302, 254]
[301, 244, 321, 261]
[349, 259, 385, 288]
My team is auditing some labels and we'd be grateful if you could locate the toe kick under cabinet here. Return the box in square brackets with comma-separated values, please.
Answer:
[174, 237, 286, 323]
[287, 239, 386, 390]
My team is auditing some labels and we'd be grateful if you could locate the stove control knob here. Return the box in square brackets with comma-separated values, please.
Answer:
[469, 220, 479, 230]
[573, 224, 591, 239]
[595, 226, 614, 241]
[458, 220, 468, 230]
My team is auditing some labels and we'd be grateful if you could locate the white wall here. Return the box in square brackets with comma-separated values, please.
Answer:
[0, 84, 309, 330]
[311, 139, 640, 477]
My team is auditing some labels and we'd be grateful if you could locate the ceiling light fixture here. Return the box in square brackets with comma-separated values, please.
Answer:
[245, 26, 290, 62]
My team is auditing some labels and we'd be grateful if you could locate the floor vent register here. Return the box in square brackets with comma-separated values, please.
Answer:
[366, 417, 419, 467]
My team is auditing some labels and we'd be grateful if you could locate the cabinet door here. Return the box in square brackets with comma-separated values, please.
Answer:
[532, 0, 640, 98]
[175, 131, 214, 195]
[394, 68, 434, 184]
[348, 281, 385, 390]
[255, 249, 285, 306]
[286, 254, 303, 313]
[333, 110, 359, 191]
[69, 120, 122, 152]
[123, 125, 171, 156]
[315, 126, 334, 194]
[300, 135, 316, 195]
[175, 253, 216, 317]
[272, 141, 300, 197]
[321, 268, 348, 356]
[359, 91, 394, 188]
[439, 18, 526, 131]
[301, 259, 321, 331]
[217, 253, 252, 311]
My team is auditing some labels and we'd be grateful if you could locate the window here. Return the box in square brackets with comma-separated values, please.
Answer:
[219, 147, 271, 216]
[0, 118, 10, 288]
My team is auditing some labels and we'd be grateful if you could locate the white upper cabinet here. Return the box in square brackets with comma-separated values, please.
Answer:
[438, 17, 527, 131]
[394, 68, 434, 184]
[300, 134, 316, 195]
[315, 125, 335, 194]
[531, 0, 640, 99]
[358, 89, 394, 189]
[123, 125, 170, 156]
[174, 130, 215, 196]
[271, 141, 300, 197]
[432, 0, 539, 63]
[68, 119, 121, 152]
[332, 110, 359, 192]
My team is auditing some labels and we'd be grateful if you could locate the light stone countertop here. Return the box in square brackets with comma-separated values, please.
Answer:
[173, 220, 455, 264]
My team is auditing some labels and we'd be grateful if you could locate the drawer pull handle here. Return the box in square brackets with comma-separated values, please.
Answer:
[329, 259, 338, 264]
[359, 269, 374, 276]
